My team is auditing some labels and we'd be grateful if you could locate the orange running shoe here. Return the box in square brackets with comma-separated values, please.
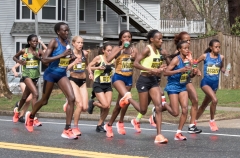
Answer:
[13, 107, 19, 123]
[131, 119, 141, 133]
[72, 127, 82, 136]
[104, 124, 114, 138]
[119, 92, 132, 108]
[25, 111, 34, 132]
[63, 100, 68, 112]
[61, 129, 78, 139]
[154, 134, 168, 144]
[33, 117, 42, 127]
[209, 121, 219, 131]
[149, 115, 156, 127]
[116, 121, 126, 135]
[174, 133, 187, 141]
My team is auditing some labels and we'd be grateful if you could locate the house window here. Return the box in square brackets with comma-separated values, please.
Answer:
[62, 0, 67, 21]
[121, 16, 127, 23]
[79, 0, 85, 21]
[42, 0, 56, 20]
[16, 0, 67, 21]
[16, 0, 35, 19]
[96, 0, 106, 22]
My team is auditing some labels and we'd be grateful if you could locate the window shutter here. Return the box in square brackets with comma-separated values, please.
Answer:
[58, 0, 62, 20]
[16, 0, 20, 19]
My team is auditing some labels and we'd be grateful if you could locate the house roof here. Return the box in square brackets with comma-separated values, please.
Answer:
[10, 22, 72, 37]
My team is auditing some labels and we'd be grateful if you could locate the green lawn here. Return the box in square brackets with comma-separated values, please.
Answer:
[0, 88, 239, 113]
[1, 88, 240, 122]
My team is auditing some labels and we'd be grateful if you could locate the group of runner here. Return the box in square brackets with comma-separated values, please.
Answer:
[11, 22, 226, 144]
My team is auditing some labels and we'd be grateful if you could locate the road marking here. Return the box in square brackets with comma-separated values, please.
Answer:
[1, 119, 240, 138]
[0, 142, 146, 158]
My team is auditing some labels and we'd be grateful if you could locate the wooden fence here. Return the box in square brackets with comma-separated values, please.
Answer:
[86, 32, 240, 89]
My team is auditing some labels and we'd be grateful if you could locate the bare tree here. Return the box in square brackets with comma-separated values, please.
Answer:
[160, 0, 230, 34]
[0, 34, 12, 99]
[228, 0, 240, 26]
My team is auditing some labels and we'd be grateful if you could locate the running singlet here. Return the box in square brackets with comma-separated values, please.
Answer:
[167, 55, 189, 85]
[141, 45, 161, 72]
[203, 52, 222, 81]
[115, 49, 134, 76]
[22, 48, 40, 79]
[70, 50, 86, 73]
[94, 55, 114, 83]
[47, 38, 70, 75]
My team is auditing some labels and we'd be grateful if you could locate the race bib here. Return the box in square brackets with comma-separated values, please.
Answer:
[59, 58, 71, 68]
[207, 66, 220, 75]
[151, 58, 161, 68]
[26, 60, 38, 69]
[73, 63, 86, 73]
[180, 73, 188, 83]
[100, 75, 111, 83]
[121, 58, 133, 72]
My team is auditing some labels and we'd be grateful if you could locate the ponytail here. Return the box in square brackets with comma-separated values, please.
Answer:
[204, 48, 211, 54]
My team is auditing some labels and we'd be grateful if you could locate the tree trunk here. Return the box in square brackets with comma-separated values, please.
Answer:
[0, 34, 12, 99]
[228, 0, 240, 26]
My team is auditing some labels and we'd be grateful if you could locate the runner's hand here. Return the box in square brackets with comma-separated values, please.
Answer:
[98, 66, 106, 70]
[13, 72, 19, 77]
[63, 49, 71, 57]
[73, 58, 81, 64]
[89, 73, 94, 80]
[179, 66, 191, 73]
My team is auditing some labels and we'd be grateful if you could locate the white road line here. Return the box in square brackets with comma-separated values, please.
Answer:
[1, 119, 240, 138]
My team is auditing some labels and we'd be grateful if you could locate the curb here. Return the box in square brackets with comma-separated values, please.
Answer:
[2, 110, 238, 127]
[0, 110, 150, 123]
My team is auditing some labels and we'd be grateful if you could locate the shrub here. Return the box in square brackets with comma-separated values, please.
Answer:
[231, 17, 240, 36]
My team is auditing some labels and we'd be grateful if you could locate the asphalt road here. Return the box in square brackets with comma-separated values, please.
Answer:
[0, 116, 240, 158]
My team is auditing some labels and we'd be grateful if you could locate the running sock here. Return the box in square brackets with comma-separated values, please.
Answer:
[29, 114, 34, 119]
[136, 113, 142, 122]
[177, 130, 182, 134]
[65, 124, 71, 130]
[210, 119, 215, 122]
[161, 96, 166, 106]
[74, 125, 78, 128]
[189, 124, 195, 128]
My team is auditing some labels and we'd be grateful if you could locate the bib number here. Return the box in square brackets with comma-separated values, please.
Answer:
[121, 58, 133, 72]
[207, 66, 220, 75]
[73, 63, 86, 73]
[59, 58, 70, 68]
[26, 60, 38, 69]
[151, 58, 161, 68]
[77, 63, 82, 68]
[180, 73, 188, 83]
[100, 76, 111, 83]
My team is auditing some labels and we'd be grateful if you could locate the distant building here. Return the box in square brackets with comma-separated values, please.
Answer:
[0, 0, 205, 70]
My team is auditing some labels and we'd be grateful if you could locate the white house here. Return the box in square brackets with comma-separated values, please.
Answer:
[0, 0, 205, 71]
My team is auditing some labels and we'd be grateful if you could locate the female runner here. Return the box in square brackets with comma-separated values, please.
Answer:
[196, 39, 225, 132]
[87, 43, 114, 132]
[24, 22, 77, 140]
